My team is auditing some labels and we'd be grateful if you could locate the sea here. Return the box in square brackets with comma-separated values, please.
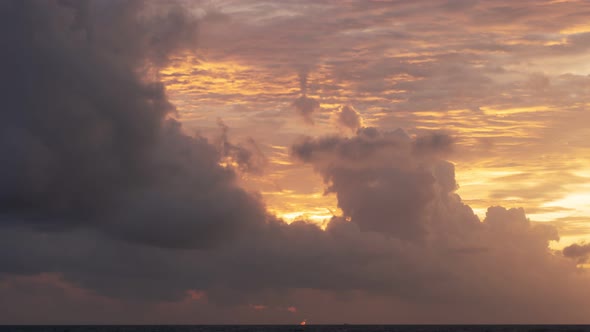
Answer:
[0, 326, 589, 332]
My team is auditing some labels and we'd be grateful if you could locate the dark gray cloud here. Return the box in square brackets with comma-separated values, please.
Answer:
[291, 128, 462, 240]
[563, 243, 590, 263]
[2, 124, 584, 323]
[0, 0, 265, 249]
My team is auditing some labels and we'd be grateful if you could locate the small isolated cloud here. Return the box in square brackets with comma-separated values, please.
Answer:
[337, 105, 362, 131]
[216, 119, 267, 174]
[563, 243, 590, 263]
[293, 95, 320, 124]
[293, 71, 320, 124]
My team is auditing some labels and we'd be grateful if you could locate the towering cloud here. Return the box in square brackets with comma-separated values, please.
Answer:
[0, 0, 266, 249]
[288, 127, 590, 322]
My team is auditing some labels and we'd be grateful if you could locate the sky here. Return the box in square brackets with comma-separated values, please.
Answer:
[1, 0, 590, 324]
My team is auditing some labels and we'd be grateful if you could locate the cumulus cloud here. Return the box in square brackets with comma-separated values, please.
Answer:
[563, 243, 590, 263]
[292, 128, 465, 240]
[337, 105, 362, 131]
[286, 128, 590, 321]
[0, 0, 266, 249]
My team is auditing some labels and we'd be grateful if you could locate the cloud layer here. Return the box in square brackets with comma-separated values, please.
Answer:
[1, 0, 590, 325]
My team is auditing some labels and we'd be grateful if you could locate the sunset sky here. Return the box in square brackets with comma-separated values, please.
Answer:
[2, 0, 590, 324]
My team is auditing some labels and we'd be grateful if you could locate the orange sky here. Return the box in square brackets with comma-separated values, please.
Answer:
[161, 0, 590, 249]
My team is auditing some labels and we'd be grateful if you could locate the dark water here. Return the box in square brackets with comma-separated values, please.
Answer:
[1, 326, 589, 332]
